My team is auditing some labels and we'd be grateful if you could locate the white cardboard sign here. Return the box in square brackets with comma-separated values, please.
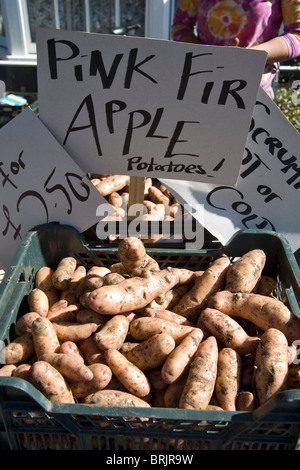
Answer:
[160, 87, 300, 255]
[0, 108, 111, 270]
[36, 28, 266, 186]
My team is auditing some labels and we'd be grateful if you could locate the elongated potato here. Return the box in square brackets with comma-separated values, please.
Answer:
[78, 336, 106, 365]
[59, 341, 84, 361]
[35, 266, 60, 307]
[28, 360, 75, 403]
[69, 265, 87, 291]
[52, 321, 98, 343]
[47, 300, 78, 322]
[52, 257, 77, 291]
[254, 275, 277, 297]
[109, 237, 160, 278]
[172, 255, 231, 321]
[236, 391, 256, 411]
[215, 348, 242, 411]
[254, 328, 289, 405]
[82, 389, 151, 407]
[161, 328, 203, 384]
[129, 317, 195, 343]
[15, 312, 41, 336]
[95, 174, 130, 197]
[179, 336, 218, 410]
[143, 307, 194, 326]
[104, 348, 151, 398]
[225, 249, 266, 293]
[93, 315, 129, 351]
[200, 308, 260, 355]
[164, 373, 188, 408]
[208, 291, 300, 342]
[147, 367, 168, 391]
[4, 333, 35, 364]
[0, 365, 17, 376]
[39, 352, 93, 382]
[124, 333, 176, 371]
[31, 317, 60, 357]
[28, 288, 49, 317]
[11, 363, 31, 380]
[69, 363, 113, 399]
[85, 267, 195, 315]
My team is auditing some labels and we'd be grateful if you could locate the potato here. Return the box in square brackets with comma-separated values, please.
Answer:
[69, 363, 113, 398]
[161, 328, 203, 384]
[104, 349, 151, 398]
[254, 328, 289, 405]
[200, 307, 260, 355]
[59, 341, 84, 361]
[47, 300, 78, 322]
[79, 337, 107, 365]
[28, 288, 49, 317]
[109, 237, 160, 277]
[52, 321, 98, 343]
[35, 266, 60, 307]
[179, 336, 218, 410]
[39, 352, 93, 382]
[11, 363, 31, 380]
[31, 317, 60, 357]
[0, 365, 17, 377]
[236, 391, 256, 411]
[28, 360, 75, 403]
[208, 291, 300, 342]
[15, 312, 41, 336]
[143, 307, 193, 326]
[85, 268, 195, 316]
[147, 367, 168, 391]
[215, 348, 242, 411]
[93, 315, 129, 351]
[129, 317, 195, 344]
[164, 373, 188, 408]
[95, 174, 130, 197]
[82, 389, 151, 407]
[172, 255, 231, 321]
[4, 333, 35, 364]
[124, 333, 176, 371]
[51, 256, 77, 291]
[225, 249, 266, 293]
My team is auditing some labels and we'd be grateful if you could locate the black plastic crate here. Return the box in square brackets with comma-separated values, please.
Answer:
[0, 223, 299, 450]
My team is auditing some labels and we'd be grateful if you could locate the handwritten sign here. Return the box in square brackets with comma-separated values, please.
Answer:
[36, 28, 266, 186]
[0, 108, 112, 270]
[160, 87, 300, 255]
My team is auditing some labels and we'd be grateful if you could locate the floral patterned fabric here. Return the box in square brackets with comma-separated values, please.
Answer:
[171, 0, 300, 88]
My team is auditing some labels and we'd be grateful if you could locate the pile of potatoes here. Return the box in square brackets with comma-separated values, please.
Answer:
[90, 174, 189, 243]
[1, 235, 300, 412]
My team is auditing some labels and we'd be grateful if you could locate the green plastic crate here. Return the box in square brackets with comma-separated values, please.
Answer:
[0, 223, 299, 451]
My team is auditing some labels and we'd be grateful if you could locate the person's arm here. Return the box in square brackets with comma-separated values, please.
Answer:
[251, 35, 300, 64]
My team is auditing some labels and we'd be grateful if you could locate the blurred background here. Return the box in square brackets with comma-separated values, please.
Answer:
[0, 0, 299, 130]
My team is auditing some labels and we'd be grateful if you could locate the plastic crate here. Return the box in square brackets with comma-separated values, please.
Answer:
[0, 223, 299, 451]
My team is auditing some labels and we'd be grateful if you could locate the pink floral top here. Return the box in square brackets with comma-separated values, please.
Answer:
[171, 0, 300, 88]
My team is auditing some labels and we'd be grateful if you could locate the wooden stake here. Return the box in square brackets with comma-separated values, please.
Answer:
[128, 176, 145, 220]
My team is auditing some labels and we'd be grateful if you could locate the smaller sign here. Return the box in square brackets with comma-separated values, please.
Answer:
[0, 108, 112, 270]
[160, 88, 300, 255]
